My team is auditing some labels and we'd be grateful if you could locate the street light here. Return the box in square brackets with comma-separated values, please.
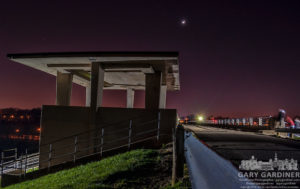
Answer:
[198, 116, 204, 121]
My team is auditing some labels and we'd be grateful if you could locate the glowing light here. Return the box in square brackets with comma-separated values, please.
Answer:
[37, 128, 41, 132]
[15, 129, 20, 133]
[181, 19, 187, 25]
[198, 116, 204, 121]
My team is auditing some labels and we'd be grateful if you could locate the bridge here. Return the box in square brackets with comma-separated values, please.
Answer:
[183, 123, 300, 188]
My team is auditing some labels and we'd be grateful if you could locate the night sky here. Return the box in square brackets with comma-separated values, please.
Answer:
[0, 0, 300, 117]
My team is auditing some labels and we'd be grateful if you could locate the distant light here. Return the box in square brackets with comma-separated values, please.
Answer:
[15, 129, 20, 133]
[180, 19, 187, 26]
[37, 128, 41, 132]
[198, 116, 204, 121]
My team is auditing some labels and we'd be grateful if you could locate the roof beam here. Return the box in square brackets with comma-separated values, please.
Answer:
[47, 64, 91, 70]
[47, 63, 154, 73]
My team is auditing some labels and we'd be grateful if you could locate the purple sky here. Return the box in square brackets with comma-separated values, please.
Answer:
[0, 0, 300, 117]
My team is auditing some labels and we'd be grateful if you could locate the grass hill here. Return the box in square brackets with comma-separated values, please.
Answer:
[2, 147, 190, 189]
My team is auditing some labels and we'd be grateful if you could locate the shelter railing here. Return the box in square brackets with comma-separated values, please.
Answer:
[0, 112, 165, 176]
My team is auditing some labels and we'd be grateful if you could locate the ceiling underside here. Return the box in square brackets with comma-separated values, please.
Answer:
[7, 52, 180, 90]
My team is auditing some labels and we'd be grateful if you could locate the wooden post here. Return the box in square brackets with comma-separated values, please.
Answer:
[172, 125, 185, 186]
[73, 136, 78, 163]
[157, 112, 161, 141]
[176, 125, 184, 178]
[48, 144, 52, 170]
[128, 120, 132, 150]
[100, 128, 104, 157]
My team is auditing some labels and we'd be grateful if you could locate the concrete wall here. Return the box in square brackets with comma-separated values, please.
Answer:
[39, 106, 177, 169]
[96, 108, 176, 151]
[39, 106, 91, 168]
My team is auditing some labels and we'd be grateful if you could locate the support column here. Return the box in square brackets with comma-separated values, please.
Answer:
[145, 72, 162, 109]
[90, 62, 104, 112]
[126, 88, 135, 108]
[85, 86, 91, 107]
[90, 62, 104, 153]
[159, 85, 167, 109]
[56, 71, 73, 106]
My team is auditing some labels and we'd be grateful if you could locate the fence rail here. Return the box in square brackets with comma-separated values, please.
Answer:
[0, 112, 163, 176]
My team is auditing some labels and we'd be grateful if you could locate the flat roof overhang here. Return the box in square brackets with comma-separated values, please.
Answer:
[7, 52, 180, 90]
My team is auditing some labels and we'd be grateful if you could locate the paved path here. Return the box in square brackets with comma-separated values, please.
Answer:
[184, 124, 300, 167]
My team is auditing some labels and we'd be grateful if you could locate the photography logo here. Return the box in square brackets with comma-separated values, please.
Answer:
[239, 153, 298, 171]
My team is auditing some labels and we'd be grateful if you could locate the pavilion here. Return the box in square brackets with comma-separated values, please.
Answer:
[7, 52, 180, 168]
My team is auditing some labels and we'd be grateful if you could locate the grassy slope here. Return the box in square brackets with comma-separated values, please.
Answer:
[4, 149, 157, 189]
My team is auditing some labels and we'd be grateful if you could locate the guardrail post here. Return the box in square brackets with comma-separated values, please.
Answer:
[128, 120, 132, 150]
[172, 125, 184, 186]
[157, 112, 161, 141]
[73, 136, 78, 163]
[24, 149, 28, 175]
[48, 144, 52, 170]
[100, 128, 104, 157]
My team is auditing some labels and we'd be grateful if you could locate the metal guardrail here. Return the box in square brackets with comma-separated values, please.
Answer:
[210, 117, 300, 136]
[215, 117, 273, 127]
[0, 150, 39, 176]
[0, 112, 163, 176]
[275, 128, 300, 134]
[184, 131, 259, 189]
